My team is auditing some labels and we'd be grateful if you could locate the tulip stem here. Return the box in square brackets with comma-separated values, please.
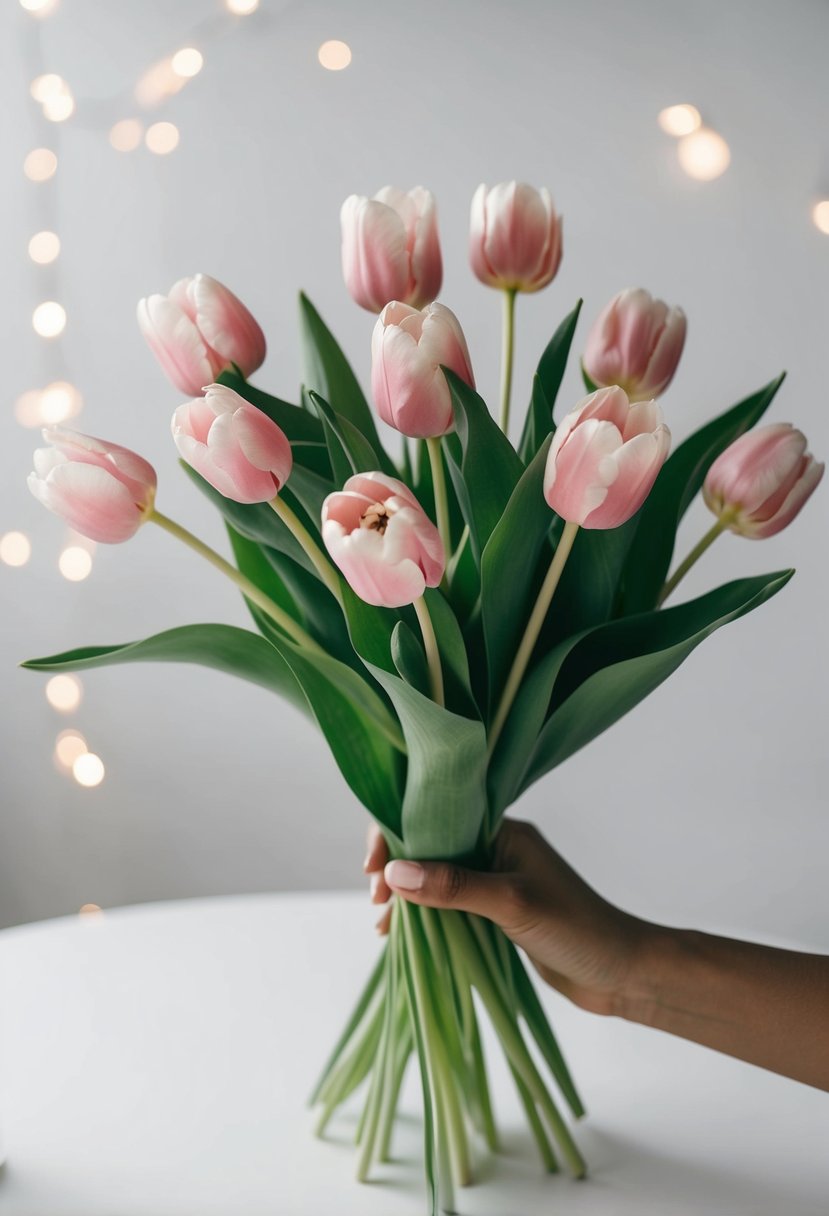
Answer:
[499, 288, 517, 435]
[414, 596, 445, 708]
[268, 494, 343, 606]
[148, 508, 324, 655]
[487, 520, 579, 757]
[658, 512, 734, 607]
[425, 437, 451, 581]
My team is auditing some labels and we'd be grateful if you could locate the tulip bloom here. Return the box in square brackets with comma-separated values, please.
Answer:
[371, 301, 474, 439]
[321, 473, 445, 608]
[583, 288, 686, 402]
[703, 423, 823, 538]
[172, 383, 293, 504]
[138, 274, 266, 396]
[28, 427, 157, 543]
[469, 182, 562, 293]
[544, 386, 671, 529]
[341, 187, 442, 314]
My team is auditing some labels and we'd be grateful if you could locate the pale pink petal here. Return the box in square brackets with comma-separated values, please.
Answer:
[545, 419, 622, 524]
[341, 197, 410, 312]
[746, 457, 825, 538]
[187, 274, 266, 377]
[29, 461, 144, 544]
[137, 295, 213, 395]
[584, 428, 669, 529]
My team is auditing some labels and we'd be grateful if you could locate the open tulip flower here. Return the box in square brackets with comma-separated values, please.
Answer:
[24, 182, 822, 1216]
[583, 288, 686, 402]
[28, 427, 157, 543]
[138, 273, 266, 396]
[322, 473, 445, 608]
[341, 186, 442, 313]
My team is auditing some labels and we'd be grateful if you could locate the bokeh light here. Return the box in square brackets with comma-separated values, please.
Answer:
[73, 753, 105, 787]
[42, 91, 75, 123]
[59, 546, 93, 582]
[657, 103, 701, 137]
[318, 40, 352, 70]
[55, 729, 88, 769]
[32, 301, 67, 337]
[172, 48, 203, 78]
[812, 201, 829, 235]
[23, 148, 58, 181]
[39, 380, 82, 424]
[20, 0, 60, 14]
[79, 903, 103, 917]
[109, 118, 144, 151]
[145, 121, 179, 154]
[0, 532, 32, 567]
[677, 128, 731, 180]
[28, 230, 61, 264]
[46, 674, 82, 713]
[226, 0, 259, 13]
[30, 73, 66, 103]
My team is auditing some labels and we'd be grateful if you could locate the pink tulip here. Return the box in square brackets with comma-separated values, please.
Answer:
[703, 423, 823, 538]
[172, 383, 293, 504]
[583, 288, 686, 402]
[137, 274, 266, 395]
[340, 187, 443, 313]
[469, 182, 562, 293]
[28, 427, 157, 543]
[370, 301, 475, 439]
[321, 472, 445, 607]
[544, 386, 671, 529]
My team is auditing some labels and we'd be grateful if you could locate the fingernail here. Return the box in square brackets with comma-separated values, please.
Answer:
[385, 860, 424, 891]
[369, 872, 383, 903]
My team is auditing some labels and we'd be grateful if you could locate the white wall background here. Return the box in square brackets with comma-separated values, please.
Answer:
[1, 0, 827, 939]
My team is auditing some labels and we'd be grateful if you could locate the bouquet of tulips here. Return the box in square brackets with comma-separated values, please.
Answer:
[25, 182, 822, 1215]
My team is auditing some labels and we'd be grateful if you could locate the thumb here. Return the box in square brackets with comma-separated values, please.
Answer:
[384, 858, 514, 923]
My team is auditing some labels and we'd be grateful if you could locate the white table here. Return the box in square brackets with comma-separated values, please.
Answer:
[0, 893, 826, 1215]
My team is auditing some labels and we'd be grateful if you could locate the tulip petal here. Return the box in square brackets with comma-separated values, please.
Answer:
[584, 427, 670, 529]
[29, 461, 144, 544]
[188, 274, 266, 377]
[137, 295, 213, 396]
[545, 419, 622, 524]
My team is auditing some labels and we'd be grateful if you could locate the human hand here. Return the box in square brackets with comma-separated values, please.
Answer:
[364, 818, 649, 1017]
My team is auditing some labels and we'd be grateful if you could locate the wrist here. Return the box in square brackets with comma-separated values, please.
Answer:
[611, 920, 687, 1025]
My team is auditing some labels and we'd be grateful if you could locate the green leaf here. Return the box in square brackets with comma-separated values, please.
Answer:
[479, 437, 555, 711]
[22, 624, 308, 716]
[309, 391, 386, 481]
[391, 621, 431, 697]
[580, 362, 598, 394]
[620, 373, 786, 613]
[368, 665, 489, 861]
[299, 292, 396, 475]
[443, 369, 524, 564]
[226, 524, 300, 620]
[518, 300, 582, 464]
[216, 368, 332, 481]
[519, 569, 794, 794]
[340, 583, 403, 677]
[422, 587, 479, 719]
[546, 515, 640, 643]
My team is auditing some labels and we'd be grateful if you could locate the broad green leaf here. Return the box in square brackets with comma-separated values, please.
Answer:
[518, 300, 582, 463]
[480, 437, 554, 712]
[620, 373, 785, 612]
[260, 546, 357, 667]
[368, 665, 489, 861]
[443, 369, 524, 563]
[519, 569, 794, 794]
[391, 621, 431, 697]
[22, 624, 308, 716]
[216, 368, 332, 481]
[580, 363, 598, 394]
[340, 583, 404, 677]
[545, 515, 639, 644]
[309, 391, 386, 479]
[226, 525, 302, 639]
[422, 587, 478, 719]
[299, 292, 396, 475]
[317, 407, 354, 488]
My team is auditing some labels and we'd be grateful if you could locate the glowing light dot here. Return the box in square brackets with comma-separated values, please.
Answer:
[59, 546, 93, 582]
[20, 0, 59, 13]
[32, 301, 66, 337]
[28, 230, 61, 264]
[24, 148, 57, 181]
[39, 380, 82, 424]
[812, 201, 829, 235]
[109, 118, 144, 151]
[46, 674, 82, 713]
[0, 531, 32, 567]
[226, 0, 259, 13]
[55, 730, 87, 768]
[658, 104, 702, 137]
[30, 73, 66, 102]
[79, 903, 103, 917]
[172, 47, 203, 78]
[73, 753, 105, 788]
[677, 128, 731, 181]
[145, 122, 179, 155]
[42, 92, 75, 122]
[318, 40, 352, 70]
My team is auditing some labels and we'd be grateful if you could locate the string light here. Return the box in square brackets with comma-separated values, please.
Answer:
[42, 91, 75, 123]
[812, 201, 829, 235]
[45, 674, 82, 712]
[226, 0, 259, 13]
[318, 40, 352, 71]
[30, 73, 66, 102]
[145, 121, 179, 154]
[23, 147, 57, 181]
[32, 300, 66, 337]
[677, 127, 731, 180]
[0, 532, 32, 567]
[171, 48, 203, 78]
[658, 104, 701, 137]
[19, 0, 60, 14]
[59, 546, 93, 581]
[28, 229, 60, 264]
[73, 752, 105, 787]
[39, 380, 81, 423]
[55, 729, 87, 769]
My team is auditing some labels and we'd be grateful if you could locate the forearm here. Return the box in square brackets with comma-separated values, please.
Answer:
[619, 926, 829, 1090]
